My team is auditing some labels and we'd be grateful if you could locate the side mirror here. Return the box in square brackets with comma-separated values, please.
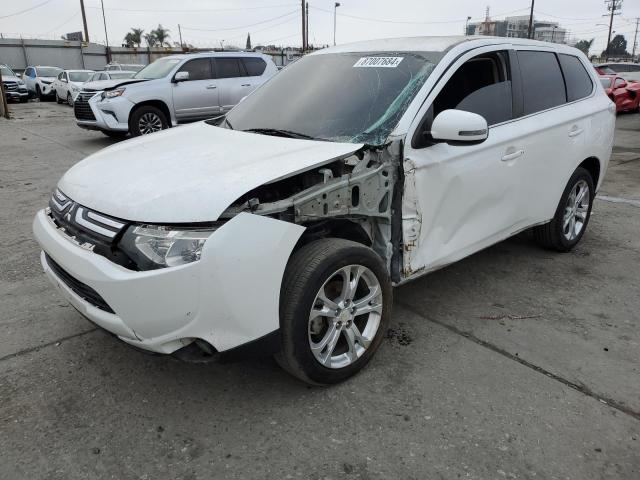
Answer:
[430, 109, 488, 144]
[62, 78, 68, 83]
[174, 71, 189, 82]
[15, 72, 22, 79]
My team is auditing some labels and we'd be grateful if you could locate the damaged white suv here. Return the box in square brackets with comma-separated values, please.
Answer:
[34, 36, 614, 384]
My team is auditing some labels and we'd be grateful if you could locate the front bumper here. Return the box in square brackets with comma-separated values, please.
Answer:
[39, 82, 54, 96]
[75, 93, 134, 132]
[5, 89, 28, 101]
[33, 209, 304, 355]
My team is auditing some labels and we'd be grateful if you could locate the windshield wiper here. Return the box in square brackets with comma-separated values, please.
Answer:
[243, 128, 320, 141]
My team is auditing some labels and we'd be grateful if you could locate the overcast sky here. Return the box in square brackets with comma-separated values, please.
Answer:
[1, 0, 639, 54]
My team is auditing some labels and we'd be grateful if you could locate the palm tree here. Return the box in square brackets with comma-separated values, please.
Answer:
[152, 25, 171, 47]
[144, 32, 157, 48]
[124, 32, 136, 47]
[130, 28, 144, 47]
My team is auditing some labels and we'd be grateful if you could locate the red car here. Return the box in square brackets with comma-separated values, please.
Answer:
[599, 74, 640, 113]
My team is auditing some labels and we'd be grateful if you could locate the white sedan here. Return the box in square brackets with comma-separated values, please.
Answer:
[52, 70, 93, 106]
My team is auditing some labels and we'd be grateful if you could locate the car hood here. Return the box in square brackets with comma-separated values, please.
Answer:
[39, 77, 56, 83]
[58, 122, 363, 223]
[3, 75, 22, 83]
[82, 78, 147, 91]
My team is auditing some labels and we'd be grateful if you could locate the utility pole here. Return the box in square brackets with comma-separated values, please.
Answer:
[79, 0, 89, 43]
[306, 2, 309, 50]
[178, 24, 184, 50]
[604, 0, 622, 61]
[0, 67, 9, 119]
[527, 0, 535, 39]
[301, 0, 306, 51]
[334, 2, 341, 46]
[632, 17, 639, 59]
[100, 0, 110, 62]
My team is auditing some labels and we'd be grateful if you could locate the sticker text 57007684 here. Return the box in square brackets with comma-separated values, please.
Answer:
[353, 57, 404, 68]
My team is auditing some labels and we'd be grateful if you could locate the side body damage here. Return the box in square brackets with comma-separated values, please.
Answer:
[220, 140, 405, 283]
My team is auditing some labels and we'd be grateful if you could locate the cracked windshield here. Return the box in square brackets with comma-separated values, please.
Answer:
[225, 52, 442, 145]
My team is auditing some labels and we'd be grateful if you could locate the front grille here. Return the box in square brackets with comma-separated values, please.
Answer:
[45, 253, 115, 314]
[3, 81, 18, 91]
[74, 92, 98, 121]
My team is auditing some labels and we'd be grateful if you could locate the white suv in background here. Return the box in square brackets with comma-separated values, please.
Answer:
[23, 65, 63, 100]
[34, 37, 614, 385]
[74, 52, 278, 137]
[52, 69, 94, 106]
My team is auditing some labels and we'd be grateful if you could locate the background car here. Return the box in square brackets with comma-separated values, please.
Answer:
[0, 64, 29, 102]
[86, 71, 135, 82]
[105, 63, 145, 72]
[74, 52, 278, 137]
[599, 74, 640, 113]
[52, 70, 93, 106]
[594, 62, 640, 82]
[23, 65, 63, 100]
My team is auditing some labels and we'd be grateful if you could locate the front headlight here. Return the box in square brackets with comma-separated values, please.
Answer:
[18, 80, 25, 86]
[102, 88, 125, 99]
[120, 225, 217, 270]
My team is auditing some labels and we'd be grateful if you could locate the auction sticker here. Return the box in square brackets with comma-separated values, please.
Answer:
[353, 56, 404, 68]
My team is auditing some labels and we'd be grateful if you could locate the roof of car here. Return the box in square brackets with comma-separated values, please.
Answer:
[314, 35, 582, 55]
[65, 69, 94, 73]
[159, 51, 268, 61]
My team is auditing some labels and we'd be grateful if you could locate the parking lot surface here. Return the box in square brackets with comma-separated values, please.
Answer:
[1, 102, 639, 480]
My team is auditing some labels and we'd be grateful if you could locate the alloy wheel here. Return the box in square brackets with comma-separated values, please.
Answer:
[308, 264, 383, 369]
[138, 112, 163, 134]
[563, 179, 590, 241]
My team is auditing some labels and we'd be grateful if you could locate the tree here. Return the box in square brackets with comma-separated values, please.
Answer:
[602, 34, 629, 57]
[144, 32, 157, 48]
[152, 25, 171, 47]
[130, 28, 144, 47]
[574, 38, 594, 57]
[246, 33, 252, 50]
[123, 32, 136, 47]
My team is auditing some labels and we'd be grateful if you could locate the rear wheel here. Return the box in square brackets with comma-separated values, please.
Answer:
[276, 239, 392, 385]
[129, 105, 168, 136]
[534, 167, 594, 252]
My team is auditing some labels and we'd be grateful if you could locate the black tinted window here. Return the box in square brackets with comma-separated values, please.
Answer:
[558, 54, 593, 102]
[518, 51, 566, 114]
[177, 58, 212, 81]
[433, 52, 513, 126]
[215, 58, 242, 78]
[242, 57, 267, 76]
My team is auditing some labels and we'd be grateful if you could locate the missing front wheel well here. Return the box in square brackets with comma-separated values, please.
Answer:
[294, 220, 372, 252]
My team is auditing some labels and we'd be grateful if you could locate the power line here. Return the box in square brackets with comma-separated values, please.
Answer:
[181, 10, 298, 32]
[44, 10, 80, 35]
[0, 0, 55, 19]
[85, 3, 298, 14]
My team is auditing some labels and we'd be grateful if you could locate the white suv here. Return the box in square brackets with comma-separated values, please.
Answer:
[74, 52, 277, 137]
[34, 37, 614, 384]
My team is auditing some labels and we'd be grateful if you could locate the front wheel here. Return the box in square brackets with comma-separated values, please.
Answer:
[129, 105, 168, 136]
[67, 92, 73, 107]
[534, 167, 594, 252]
[55, 91, 62, 104]
[276, 239, 392, 385]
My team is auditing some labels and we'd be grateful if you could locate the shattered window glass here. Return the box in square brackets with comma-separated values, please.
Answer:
[223, 51, 442, 145]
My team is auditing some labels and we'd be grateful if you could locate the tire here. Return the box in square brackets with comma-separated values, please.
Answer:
[55, 91, 62, 104]
[129, 105, 168, 136]
[20, 97, 28, 103]
[67, 93, 73, 107]
[36, 85, 43, 101]
[101, 130, 128, 139]
[276, 239, 392, 385]
[534, 167, 595, 252]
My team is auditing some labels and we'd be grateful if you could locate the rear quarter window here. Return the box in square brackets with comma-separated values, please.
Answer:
[558, 54, 593, 102]
[517, 50, 566, 115]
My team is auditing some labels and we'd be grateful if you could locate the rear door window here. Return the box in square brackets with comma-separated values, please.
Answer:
[241, 57, 267, 76]
[517, 50, 566, 115]
[558, 54, 593, 101]
[215, 58, 243, 79]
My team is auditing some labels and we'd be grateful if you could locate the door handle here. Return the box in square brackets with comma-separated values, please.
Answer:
[568, 127, 584, 137]
[241, 84, 251, 87]
[206, 85, 217, 89]
[501, 149, 524, 162]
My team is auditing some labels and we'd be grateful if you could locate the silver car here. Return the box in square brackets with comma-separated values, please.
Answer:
[74, 52, 278, 137]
